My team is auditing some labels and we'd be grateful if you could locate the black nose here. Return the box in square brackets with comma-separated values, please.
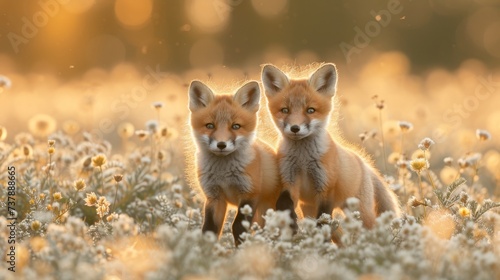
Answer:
[217, 142, 227, 150]
[290, 125, 300, 133]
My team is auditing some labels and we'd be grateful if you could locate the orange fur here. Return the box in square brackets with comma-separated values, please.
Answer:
[188, 80, 281, 246]
[262, 63, 401, 233]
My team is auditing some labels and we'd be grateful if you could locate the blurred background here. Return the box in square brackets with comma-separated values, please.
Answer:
[0, 0, 499, 189]
[1, 0, 500, 74]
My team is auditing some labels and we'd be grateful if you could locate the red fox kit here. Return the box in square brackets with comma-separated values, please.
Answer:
[261, 63, 401, 231]
[188, 80, 281, 246]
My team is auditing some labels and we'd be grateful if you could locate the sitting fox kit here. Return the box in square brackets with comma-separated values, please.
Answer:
[188, 80, 280, 246]
[261, 63, 401, 231]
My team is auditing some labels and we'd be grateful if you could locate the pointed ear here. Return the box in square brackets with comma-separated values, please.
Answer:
[308, 63, 338, 97]
[261, 64, 289, 97]
[234, 81, 260, 113]
[188, 80, 214, 112]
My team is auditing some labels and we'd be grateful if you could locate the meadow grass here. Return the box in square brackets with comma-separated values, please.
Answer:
[1, 56, 500, 279]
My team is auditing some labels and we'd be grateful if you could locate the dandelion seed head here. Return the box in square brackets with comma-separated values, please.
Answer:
[48, 147, 55, 155]
[359, 132, 367, 142]
[418, 137, 435, 150]
[240, 204, 253, 216]
[242, 220, 250, 230]
[135, 130, 149, 140]
[443, 157, 454, 166]
[346, 197, 360, 212]
[152, 101, 164, 110]
[466, 153, 482, 166]
[457, 158, 470, 169]
[145, 120, 159, 133]
[172, 184, 182, 193]
[396, 159, 410, 169]
[476, 129, 491, 141]
[399, 121, 413, 132]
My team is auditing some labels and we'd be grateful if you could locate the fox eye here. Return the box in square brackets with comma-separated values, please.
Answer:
[281, 108, 289, 114]
[306, 108, 316, 114]
[232, 124, 241, 130]
[206, 123, 215, 129]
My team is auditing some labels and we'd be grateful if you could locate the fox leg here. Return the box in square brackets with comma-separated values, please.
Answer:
[357, 198, 376, 229]
[232, 200, 256, 247]
[276, 185, 299, 233]
[300, 202, 318, 219]
[317, 199, 344, 245]
[316, 200, 334, 219]
[253, 200, 274, 226]
[202, 198, 228, 238]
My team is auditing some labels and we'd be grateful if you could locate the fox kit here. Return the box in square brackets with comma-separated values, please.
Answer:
[261, 63, 401, 232]
[188, 80, 281, 246]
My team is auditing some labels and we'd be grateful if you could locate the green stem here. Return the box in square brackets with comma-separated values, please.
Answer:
[417, 172, 426, 218]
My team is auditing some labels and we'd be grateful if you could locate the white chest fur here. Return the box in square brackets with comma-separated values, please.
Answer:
[280, 131, 330, 192]
[198, 147, 255, 203]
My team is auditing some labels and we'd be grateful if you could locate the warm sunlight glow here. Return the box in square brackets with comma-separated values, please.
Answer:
[186, 0, 230, 33]
[114, 0, 153, 28]
[64, 0, 96, 14]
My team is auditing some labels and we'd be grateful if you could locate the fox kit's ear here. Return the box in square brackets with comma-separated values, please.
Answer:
[261, 64, 289, 97]
[309, 63, 338, 97]
[234, 81, 260, 113]
[188, 80, 215, 112]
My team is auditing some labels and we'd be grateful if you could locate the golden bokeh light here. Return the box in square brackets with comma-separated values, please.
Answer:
[186, 0, 230, 33]
[465, 8, 499, 51]
[115, 0, 153, 28]
[483, 21, 500, 58]
[424, 209, 455, 240]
